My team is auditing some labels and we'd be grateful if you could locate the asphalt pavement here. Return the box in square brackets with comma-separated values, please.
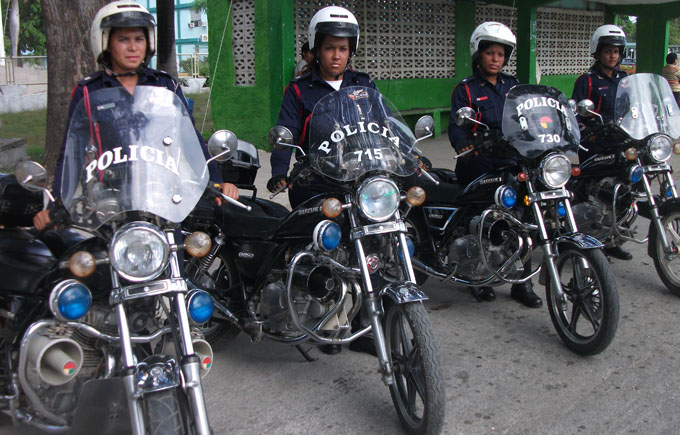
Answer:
[3, 135, 679, 434]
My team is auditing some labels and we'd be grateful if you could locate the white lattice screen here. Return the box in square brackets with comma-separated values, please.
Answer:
[475, 4, 518, 76]
[232, 0, 256, 86]
[536, 7, 603, 76]
[293, 0, 456, 80]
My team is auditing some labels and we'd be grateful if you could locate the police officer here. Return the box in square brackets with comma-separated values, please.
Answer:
[448, 22, 542, 308]
[572, 25, 632, 261]
[34, 1, 237, 230]
[267, 6, 377, 209]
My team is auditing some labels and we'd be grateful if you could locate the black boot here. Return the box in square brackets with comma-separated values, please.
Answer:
[348, 335, 377, 356]
[603, 245, 633, 261]
[468, 286, 495, 302]
[511, 282, 542, 308]
[318, 344, 341, 355]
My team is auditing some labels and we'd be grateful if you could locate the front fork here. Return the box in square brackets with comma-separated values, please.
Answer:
[641, 171, 675, 255]
[112, 232, 211, 435]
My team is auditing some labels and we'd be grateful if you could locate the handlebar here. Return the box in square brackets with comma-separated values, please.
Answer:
[207, 185, 252, 212]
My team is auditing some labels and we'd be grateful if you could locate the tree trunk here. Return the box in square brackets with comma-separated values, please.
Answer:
[156, 0, 177, 78]
[9, 0, 19, 57]
[40, 0, 107, 179]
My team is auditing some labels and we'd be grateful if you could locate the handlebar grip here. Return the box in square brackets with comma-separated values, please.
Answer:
[207, 185, 252, 212]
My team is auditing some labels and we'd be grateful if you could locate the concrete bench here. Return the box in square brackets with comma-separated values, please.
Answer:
[400, 107, 450, 138]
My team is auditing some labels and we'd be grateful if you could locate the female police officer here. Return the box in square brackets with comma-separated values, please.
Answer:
[34, 0, 237, 230]
[448, 22, 542, 308]
[267, 6, 377, 208]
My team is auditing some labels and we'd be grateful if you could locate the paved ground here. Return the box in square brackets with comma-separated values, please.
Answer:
[3, 135, 680, 434]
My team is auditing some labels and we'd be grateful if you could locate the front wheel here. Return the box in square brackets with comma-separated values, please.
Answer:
[383, 302, 445, 435]
[546, 247, 619, 355]
[650, 209, 680, 296]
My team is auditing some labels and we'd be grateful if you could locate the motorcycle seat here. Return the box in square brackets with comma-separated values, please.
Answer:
[414, 168, 463, 205]
[218, 197, 288, 240]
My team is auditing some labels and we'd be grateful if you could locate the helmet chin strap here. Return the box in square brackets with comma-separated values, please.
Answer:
[105, 66, 145, 77]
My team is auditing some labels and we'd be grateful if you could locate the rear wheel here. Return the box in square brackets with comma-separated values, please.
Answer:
[186, 251, 241, 345]
[546, 247, 619, 355]
[383, 302, 444, 435]
[650, 209, 680, 296]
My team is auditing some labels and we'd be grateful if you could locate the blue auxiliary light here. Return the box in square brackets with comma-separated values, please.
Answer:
[495, 185, 517, 209]
[629, 166, 643, 184]
[50, 280, 92, 321]
[187, 290, 215, 324]
[313, 220, 342, 251]
[557, 201, 567, 217]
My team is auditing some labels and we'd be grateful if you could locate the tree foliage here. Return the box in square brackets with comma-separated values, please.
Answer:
[2, 0, 45, 55]
[619, 15, 636, 43]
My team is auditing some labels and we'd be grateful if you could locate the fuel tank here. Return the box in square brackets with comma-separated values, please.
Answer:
[457, 171, 508, 204]
[577, 151, 628, 179]
[0, 229, 56, 294]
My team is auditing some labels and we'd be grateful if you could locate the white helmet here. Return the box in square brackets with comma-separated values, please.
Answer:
[308, 6, 359, 55]
[470, 21, 516, 66]
[90, 1, 156, 68]
[590, 24, 626, 56]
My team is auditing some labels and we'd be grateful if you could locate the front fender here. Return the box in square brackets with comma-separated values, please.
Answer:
[136, 355, 181, 394]
[379, 282, 428, 304]
[646, 198, 680, 256]
[555, 233, 604, 250]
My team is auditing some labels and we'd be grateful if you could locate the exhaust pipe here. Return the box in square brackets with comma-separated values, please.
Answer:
[163, 336, 213, 379]
[26, 334, 83, 386]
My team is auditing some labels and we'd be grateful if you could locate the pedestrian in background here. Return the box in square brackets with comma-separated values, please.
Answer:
[662, 52, 680, 106]
[293, 41, 314, 78]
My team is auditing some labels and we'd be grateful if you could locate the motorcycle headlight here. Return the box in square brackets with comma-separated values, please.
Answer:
[109, 222, 169, 282]
[356, 177, 400, 222]
[539, 153, 572, 189]
[649, 134, 673, 163]
[49, 279, 92, 321]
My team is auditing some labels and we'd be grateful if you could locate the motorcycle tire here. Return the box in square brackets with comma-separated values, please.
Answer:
[649, 209, 680, 296]
[186, 251, 241, 346]
[142, 389, 185, 435]
[546, 247, 619, 356]
[383, 301, 445, 435]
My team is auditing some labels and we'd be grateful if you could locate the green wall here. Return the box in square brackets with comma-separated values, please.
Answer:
[540, 74, 580, 97]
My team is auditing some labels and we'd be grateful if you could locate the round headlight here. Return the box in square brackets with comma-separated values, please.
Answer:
[109, 222, 169, 282]
[494, 185, 517, 209]
[49, 280, 92, 321]
[313, 220, 342, 251]
[187, 290, 214, 324]
[357, 177, 400, 222]
[540, 153, 572, 188]
[649, 134, 673, 163]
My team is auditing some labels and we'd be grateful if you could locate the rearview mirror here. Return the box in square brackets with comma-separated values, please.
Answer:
[15, 161, 47, 192]
[267, 126, 295, 151]
[455, 107, 476, 127]
[207, 130, 238, 162]
[576, 99, 596, 117]
[414, 115, 434, 140]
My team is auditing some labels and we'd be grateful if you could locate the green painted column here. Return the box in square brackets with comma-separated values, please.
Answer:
[515, 6, 537, 84]
[636, 16, 669, 74]
[454, 0, 476, 80]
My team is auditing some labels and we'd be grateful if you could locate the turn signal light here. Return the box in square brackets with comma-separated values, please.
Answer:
[185, 231, 211, 258]
[406, 186, 426, 206]
[518, 172, 528, 181]
[625, 147, 638, 161]
[571, 167, 581, 177]
[674, 142, 680, 155]
[322, 198, 343, 218]
[69, 251, 96, 278]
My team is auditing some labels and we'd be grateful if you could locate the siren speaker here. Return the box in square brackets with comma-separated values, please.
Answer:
[26, 334, 83, 386]
[163, 337, 213, 379]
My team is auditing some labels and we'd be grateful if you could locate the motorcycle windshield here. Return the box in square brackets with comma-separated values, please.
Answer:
[502, 85, 580, 159]
[308, 87, 419, 182]
[615, 73, 680, 140]
[60, 86, 209, 230]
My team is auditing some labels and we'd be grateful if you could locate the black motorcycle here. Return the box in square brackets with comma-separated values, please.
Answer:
[405, 84, 619, 355]
[184, 86, 445, 434]
[570, 73, 680, 296]
[0, 86, 226, 434]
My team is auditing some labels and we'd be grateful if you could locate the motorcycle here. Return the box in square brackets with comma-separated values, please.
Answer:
[183, 86, 446, 434]
[569, 73, 680, 296]
[405, 84, 619, 355]
[0, 86, 232, 434]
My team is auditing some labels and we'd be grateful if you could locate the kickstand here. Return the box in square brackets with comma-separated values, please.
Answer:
[295, 345, 318, 362]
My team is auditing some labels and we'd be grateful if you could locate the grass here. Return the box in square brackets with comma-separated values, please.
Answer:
[0, 92, 214, 172]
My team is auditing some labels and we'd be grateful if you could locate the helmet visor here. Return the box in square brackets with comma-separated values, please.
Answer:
[315, 22, 359, 39]
[597, 36, 626, 51]
[101, 11, 155, 29]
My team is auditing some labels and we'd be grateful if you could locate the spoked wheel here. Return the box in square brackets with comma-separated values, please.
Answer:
[185, 251, 240, 345]
[546, 247, 619, 355]
[650, 209, 680, 296]
[383, 301, 444, 435]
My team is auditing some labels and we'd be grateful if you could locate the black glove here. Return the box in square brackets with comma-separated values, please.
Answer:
[267, 174, 288, 193]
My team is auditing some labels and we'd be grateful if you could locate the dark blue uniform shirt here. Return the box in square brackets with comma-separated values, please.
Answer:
[572, 63, 627, 123]
[271, 67, 376, 178]
[448, 69, 519, 186]
[52, 67, 221, 197]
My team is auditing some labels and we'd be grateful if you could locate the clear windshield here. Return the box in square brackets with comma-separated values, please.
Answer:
[308, 87, 420, 182]
[615, 73, 680, 140]
[60, 86, 209, 230]
[502, 85, 580, 158]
